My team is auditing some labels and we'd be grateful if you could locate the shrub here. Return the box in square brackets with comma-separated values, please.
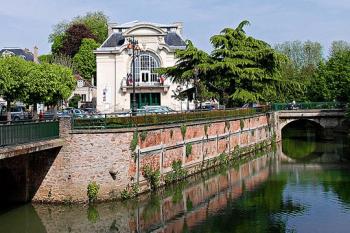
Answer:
[240, 119, 245, 130]
[120, 183, 139, 200]
[180, 124, 187, 140]
[142, 165, 160, 190]
[185, 143, 192, 157]
[140, 131, 147, 142]
[87, 181, 100, 203]
[130, 130, 138, 152]
[164, 160, 187, 184]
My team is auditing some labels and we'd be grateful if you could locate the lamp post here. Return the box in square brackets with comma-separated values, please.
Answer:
[127, 35, 141, 115]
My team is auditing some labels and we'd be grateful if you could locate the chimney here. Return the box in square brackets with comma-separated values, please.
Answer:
[173, 22, 184, 35]
[33, 46, 39, 63]
[108, 23, 118, 36]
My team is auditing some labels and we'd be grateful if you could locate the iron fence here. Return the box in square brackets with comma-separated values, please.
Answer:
[272, 102, 346, 111]
[72, 107, 270, 130]
[0, 120, 59, 147]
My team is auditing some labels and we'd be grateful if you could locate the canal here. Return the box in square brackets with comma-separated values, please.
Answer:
[1, 125, 350, 233]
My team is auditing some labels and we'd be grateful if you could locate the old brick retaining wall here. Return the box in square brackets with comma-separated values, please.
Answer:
[32, 113, 274, 203]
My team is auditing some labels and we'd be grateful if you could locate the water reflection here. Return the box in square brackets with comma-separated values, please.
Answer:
[1, 135, 350, 232]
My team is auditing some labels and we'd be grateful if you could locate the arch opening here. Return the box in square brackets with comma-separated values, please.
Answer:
[130, 51, 161, 84]
[281, 119, 325, 161]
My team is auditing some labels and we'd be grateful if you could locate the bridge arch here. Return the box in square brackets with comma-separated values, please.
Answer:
[281, 119, 325, 141]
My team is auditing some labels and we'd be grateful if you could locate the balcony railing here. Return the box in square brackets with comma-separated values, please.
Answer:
[121, 78, 170, 91]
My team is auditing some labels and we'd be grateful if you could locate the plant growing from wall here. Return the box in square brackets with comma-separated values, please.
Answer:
[180, 124, 187, 140]
[140, 131, 147, 142]
[225, 120, 230, 132]
[142, 165, 160, 191]
[204, 124, 209, 138]
[164, 160, 187, 184]
[87, 181, 100, 203]
[170, 129, 174, 139]
[185, 143, 192, 157]
[219, 152, 229, 164]
[120, 183, 140, 200]
[130, 130, 138, 152]
[240, 119, 245, 130]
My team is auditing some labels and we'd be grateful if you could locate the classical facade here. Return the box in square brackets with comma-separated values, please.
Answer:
[95, 21, 187, 112]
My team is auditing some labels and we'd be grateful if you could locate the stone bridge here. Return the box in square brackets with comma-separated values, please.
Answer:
[274, 109, 346, 141]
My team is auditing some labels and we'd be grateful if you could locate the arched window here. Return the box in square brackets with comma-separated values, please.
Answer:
[130, 52, 160, 83]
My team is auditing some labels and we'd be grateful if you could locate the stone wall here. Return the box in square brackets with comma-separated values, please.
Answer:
[32, 114, 273, 203]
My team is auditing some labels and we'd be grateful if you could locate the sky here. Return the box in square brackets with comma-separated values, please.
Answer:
[1, 0, 350, 57]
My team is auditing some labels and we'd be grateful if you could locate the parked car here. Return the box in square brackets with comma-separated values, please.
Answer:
[10, 106, 31, 121]
[141, 106, 176, 114]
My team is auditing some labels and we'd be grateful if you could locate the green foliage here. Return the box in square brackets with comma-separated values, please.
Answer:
[240, 119, 245, 130]
[140, 131, 147, 142]
[180, 124, 187, 140]
[219, 153, 229, 164]
[69, 95, 81, 108]
[49, 11, 108, 52]
[73, 38, 100, 79]
[130, 131, 138, 152]
[170, 129, 174, 139]
[87, 181, 100, 203]
[142, 165, 160, 191]
[185, 143, 192, 157]
[205, 20, 288, 105]
[158, 40, 212, 103]
[120, 183, 139, 200]
[38, 54, 53, 63]
[164, 160, 188, 184]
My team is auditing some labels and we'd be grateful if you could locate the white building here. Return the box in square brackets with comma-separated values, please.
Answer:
[95, 21, 188, 112]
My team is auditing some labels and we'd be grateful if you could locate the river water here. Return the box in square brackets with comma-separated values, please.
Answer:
[1, 128, 350, 233]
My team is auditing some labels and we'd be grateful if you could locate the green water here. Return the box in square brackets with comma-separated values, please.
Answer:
[1, 130, 350, 233]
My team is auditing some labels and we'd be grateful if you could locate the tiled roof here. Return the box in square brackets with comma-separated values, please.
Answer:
[75, 74, 93, 87]
[0, 48, 34, 61]
[101, 33, 125, 48]
[164, 32, 186, 47]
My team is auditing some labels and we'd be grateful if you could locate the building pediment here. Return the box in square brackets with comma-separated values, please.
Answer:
[124, 24, 166, 36]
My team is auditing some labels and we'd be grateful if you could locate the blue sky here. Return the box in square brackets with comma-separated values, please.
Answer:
[1, 0, 349, 56]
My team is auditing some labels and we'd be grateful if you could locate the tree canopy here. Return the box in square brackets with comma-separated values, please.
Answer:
[73, 38, 100, 80]
[204, 20, 288, 105]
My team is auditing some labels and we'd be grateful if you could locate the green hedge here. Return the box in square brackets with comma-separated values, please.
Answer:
[72, 108, 267, 129]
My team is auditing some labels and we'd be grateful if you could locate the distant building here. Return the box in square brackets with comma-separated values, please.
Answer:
[0, 47, 38, 62]
[95, 20, 189, 112]
[70, 74, 97, 108]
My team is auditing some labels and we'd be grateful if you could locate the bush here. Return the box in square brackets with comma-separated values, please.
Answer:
[142, 165, 160, 191]
[164, 160, 187, 184]
[87, 181, 100, 203]
[185, 143, 192, 157]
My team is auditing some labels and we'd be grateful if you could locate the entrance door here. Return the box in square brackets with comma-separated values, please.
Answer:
[130, 93, 161, 109]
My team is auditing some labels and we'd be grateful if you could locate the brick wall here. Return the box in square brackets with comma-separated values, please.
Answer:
[32, 114, 273, 203]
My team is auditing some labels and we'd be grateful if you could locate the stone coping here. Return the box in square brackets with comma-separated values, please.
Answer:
[0, 138, 64, 160]
[70, 113, 269, 134]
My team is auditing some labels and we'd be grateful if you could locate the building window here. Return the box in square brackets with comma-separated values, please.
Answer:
[77, 80, 84, 88]
[130, 52, 160, 83]
[81, 94, 86, 102]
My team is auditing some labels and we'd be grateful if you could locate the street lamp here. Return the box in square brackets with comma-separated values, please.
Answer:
[127, 35, 141, 115]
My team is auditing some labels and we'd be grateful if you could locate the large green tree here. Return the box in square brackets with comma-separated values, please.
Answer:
[0, 56, 32, 120]
[73, 38, 100, 80]
[319, 50, 350, 102]
[49, 11, 109, 53]
[158, 40, 212, 105]
[204, 20, 287, 106]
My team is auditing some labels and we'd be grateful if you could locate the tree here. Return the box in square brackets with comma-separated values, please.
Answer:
[0, 56, 31, 121]
[330, 40, 350, 57]
[59, 24, 97, 57]
[73, 38, 100, 80]
[73, 11, 109, 44]
[49, 11, 109, 48]
[69, 95, 81, 108]
[204, 20, 287, 106]
[318, 50, 350, 102]
[158, 40, 212, 106]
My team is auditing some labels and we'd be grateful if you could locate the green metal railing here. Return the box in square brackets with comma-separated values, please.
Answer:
[0, 121, 59, 147]
[272, 102, 346, 111]
[72, 107, 270, 130]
